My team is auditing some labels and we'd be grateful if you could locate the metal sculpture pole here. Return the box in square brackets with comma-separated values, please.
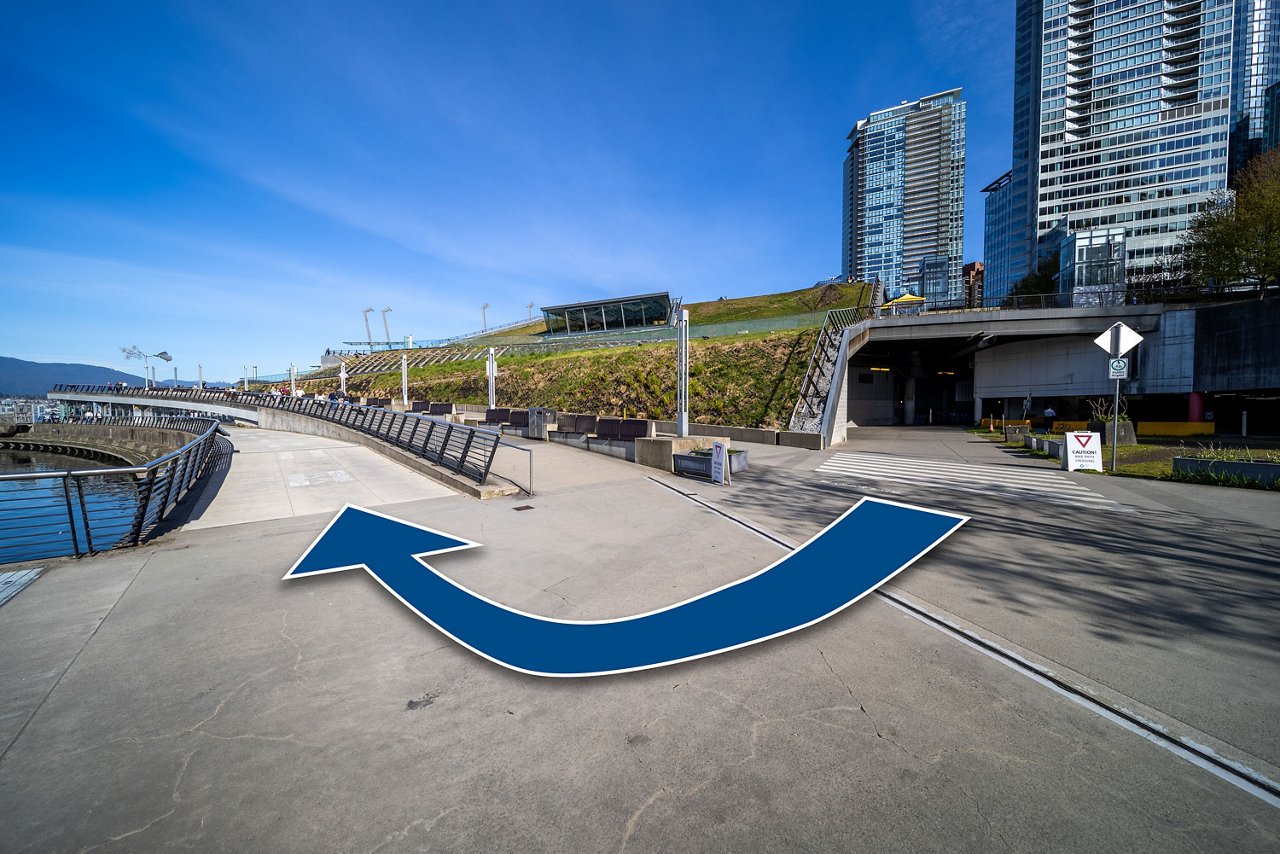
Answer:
[487, 348, 497, 409]
[676, 309, 689, 437]
[401, 355, 409, 406]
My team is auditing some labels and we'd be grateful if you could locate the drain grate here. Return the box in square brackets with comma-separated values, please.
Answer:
[512, 505, 535, 511]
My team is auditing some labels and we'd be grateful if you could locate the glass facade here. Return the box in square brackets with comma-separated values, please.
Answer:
[1059, 227, 1127, 307]
[1266, 79, 1280, 150]
[982, 170, 1017, 305]
[541, 293, 673, 336]
[1005, 0, 1277, 282]
[842, 90, 966, 306]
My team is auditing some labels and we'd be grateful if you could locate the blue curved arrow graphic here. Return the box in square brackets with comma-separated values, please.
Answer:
[284, 498, 966, 677]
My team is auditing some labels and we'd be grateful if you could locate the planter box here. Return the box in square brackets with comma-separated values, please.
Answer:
[672, 453, 712, 478]
[674, 450, 749, 478]
[1171, 457, 1280, 486]
[1087, 420, 1137, 446]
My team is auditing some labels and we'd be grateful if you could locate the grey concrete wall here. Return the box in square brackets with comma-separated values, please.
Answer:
[15, 424, 195, 464]
[1194, 299, 1280, 392]
[653, 421, 779, 445]
[1135, 308, 1195, 395]
[975, 336, 1116, 399]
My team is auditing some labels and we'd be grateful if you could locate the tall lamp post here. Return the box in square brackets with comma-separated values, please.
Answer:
[381, 307, 393, 348]
[120, 346, 172, 389]
[481, 303, 490, 332]
[362, 307, 375, 350]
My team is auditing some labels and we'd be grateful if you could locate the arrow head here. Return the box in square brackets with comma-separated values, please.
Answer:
[284, 505, 480, 580]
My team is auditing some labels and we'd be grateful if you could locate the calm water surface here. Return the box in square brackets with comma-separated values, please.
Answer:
[0, 448, 140, 565]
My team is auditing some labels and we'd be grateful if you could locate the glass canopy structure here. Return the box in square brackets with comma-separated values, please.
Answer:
[540, 292, 673, 336]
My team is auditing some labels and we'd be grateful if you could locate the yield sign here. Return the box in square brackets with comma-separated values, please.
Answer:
[1094, 322, 1143, 357]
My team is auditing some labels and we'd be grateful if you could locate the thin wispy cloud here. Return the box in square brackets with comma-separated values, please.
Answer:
[2, 1, 1018, 380]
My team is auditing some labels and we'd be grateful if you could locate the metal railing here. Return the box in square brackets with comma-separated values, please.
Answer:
[789, 307, 870, 433]
[50, 386, 508, 491]
[0, 416, 222, 565]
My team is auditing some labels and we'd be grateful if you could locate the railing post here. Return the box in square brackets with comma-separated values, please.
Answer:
[62, 478, 82, 557]
[74, 477, 95, 554]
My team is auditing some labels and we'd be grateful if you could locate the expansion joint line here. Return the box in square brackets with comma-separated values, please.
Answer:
[651, 480, 1280, 810]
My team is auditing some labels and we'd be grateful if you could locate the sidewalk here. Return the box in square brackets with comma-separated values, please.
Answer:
[1, 426, 1276, 852]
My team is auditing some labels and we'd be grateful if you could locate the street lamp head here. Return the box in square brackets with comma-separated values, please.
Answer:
[154, 351, 173, 362]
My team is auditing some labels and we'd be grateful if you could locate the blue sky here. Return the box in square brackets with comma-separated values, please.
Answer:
[2, 0, 1013, 382]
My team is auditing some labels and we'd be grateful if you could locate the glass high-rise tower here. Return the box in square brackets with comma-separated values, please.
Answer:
[842, 90, 967, 305]
[997, 0, 1278, 283]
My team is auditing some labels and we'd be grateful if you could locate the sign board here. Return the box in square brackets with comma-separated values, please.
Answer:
[1064, 432, 1103, 472]
[1093, 322, 1143, 357]
[710, 442, 729, 485]
[1108, 357, 1129, 380]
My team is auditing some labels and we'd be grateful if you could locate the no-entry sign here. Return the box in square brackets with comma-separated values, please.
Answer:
[1065, 431, 1103, 472]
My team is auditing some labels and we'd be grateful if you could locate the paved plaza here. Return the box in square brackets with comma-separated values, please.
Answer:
[1, 425, 1277, 851]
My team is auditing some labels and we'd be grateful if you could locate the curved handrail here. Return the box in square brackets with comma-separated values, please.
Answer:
[0, 416, 222, 564]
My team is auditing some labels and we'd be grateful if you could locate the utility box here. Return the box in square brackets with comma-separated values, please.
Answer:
[528, 407, 557, 440]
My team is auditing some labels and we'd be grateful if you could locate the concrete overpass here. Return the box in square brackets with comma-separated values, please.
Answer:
[815, 299, 1277, 444]
[47, 389, 266, 424]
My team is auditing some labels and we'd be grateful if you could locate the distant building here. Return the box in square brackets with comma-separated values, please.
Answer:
[962, 261, 984, 308]
[842, 89, 966, 307]
[1000, 0, 1277, 283]
[540, 293, 673, 336]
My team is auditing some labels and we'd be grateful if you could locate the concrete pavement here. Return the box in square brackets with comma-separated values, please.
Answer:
[1, 424, 1277, 851]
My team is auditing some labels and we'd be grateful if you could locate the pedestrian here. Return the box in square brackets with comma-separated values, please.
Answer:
[1043, 406, 1057, 432]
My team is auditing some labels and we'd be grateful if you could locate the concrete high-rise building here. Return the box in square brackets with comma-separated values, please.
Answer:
[842, 89, 966, 306]
[993, 0, 1278, 283]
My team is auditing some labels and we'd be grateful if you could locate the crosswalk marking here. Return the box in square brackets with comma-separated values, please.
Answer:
[817, 452, 1129, 511]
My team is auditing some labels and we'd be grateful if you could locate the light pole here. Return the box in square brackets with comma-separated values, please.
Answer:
[120, 346, 171, 389]
[527, 302, 534, 321]
[481, 303, 490, 332]
[362, 307, 375, 350]
[381, 307, 393, 348]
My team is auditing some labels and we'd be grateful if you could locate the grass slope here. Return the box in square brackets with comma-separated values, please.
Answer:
[302, 330, 818, 429]
[463, 280, 871, 341]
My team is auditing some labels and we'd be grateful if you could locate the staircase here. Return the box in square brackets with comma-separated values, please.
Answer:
[788, 307, 868, 434]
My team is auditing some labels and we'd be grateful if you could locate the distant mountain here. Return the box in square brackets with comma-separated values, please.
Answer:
[0, 356, 146, 396]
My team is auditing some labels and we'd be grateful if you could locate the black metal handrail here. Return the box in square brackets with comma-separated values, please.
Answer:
[0, 416, 222, 565]
[49, 387, 503, 488]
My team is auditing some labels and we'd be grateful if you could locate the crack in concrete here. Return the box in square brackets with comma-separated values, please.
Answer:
[75, 748, 198, 854]
[807, 642, 1013, 852]
[366, 806, 461, 854]
[279, 609, 304, 676]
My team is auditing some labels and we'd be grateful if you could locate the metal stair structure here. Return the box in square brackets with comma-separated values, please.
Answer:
[788, 282, 884, 436]
[787, 307, 866, 433]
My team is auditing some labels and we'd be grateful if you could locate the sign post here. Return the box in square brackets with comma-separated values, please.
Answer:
[1093, 322, 1143, 472]
[339, 363, 348, 396]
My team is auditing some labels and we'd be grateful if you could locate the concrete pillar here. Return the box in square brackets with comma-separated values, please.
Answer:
[903, 377, 917, 426]
[1188, 391, 1205, 422]
[973, 395, 983, 426]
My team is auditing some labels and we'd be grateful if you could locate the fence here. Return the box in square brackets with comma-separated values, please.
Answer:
[0, 416, 222, 565]
[49, 386, 509, 492]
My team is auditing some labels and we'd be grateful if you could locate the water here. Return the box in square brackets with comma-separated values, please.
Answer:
[0, 449, 140, 565]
